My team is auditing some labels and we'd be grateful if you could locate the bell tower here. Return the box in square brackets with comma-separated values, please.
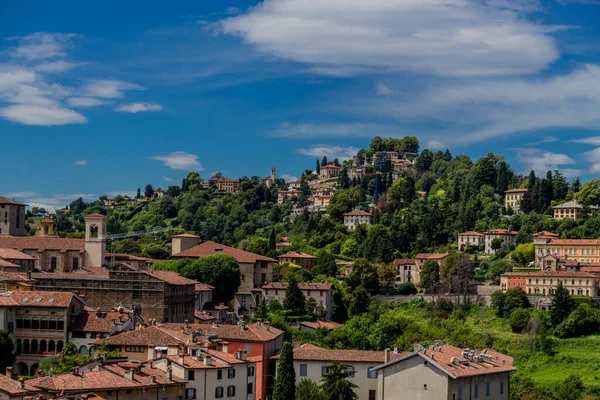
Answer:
[85, 214, 107, 267]
[271, 166, 276, 182]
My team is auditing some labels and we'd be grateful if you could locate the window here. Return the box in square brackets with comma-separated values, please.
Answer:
[367, 367, 378, 379]
[227, 386, 235, 397]
[215, 387, 223, 398]
[486, 383, 490, 396]
[500, 382, 504, 394]
[248, 366, 255, 377]
[228, 368, 235, 379]
[217, 370, 223, 380]
[188, 370, 195, 381]
[458, 388, 462, 400]
[369, 390, 376, 400]
[126, 390, 132, 395]
[106, 391, 113, 396]
[7, 322, 13, 333]
[474, 384, 479, 398]
[186, 388, 197, 400]
[125, 346, 144, 353]
[300, 364, 307, 377]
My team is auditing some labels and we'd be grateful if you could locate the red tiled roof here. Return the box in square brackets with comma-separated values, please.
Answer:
[146, 270, 198, 285]
[486, 229, 518, 236]
[344, 210, 373, 217]
[173, 233, 200, 238]
[0, 259, 20, 268]
[161, 322, 284, 342]
[393, 258, 416, 265]
[195, 310, 215, 321]
[195, 283, 214, 291]
[278, 251, 317, 260]
[0, 290, 84, 307]
[0, 248, 36, 260]
[534, 231, 559, 238]
[299, 320, 342, 330]
[458, 231, 484, 236]
[172, 240, 277, 263]
[0, 196, 28, 206]
[106, 253, 151, 261]
[86, 213, 107, 218]
[0, 236, 84, 253]
[0, 375, 40, 395]
[415, 253, 449, 260]
[71, 310, 131, 333]
[548, 239, 600, 245]
[272, 343, 407, 363]
[0, 271, 33, 282]
[502, 271, 596, 278]
[167, 351, 248, 369]
[504, 188, 528, 193]
[320, 165, 341, 169]
[262, 281, 332, 291]
[92, 326, 190, 346]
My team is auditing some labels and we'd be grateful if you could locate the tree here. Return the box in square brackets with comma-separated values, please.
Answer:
[136, 187, 141, 199]
[268, 228, 276, 252]
[182, 172, 201, 191]
[554, 375, 585, 400]
[496, 161, 509, 194]
[254, 299, 268, 321]
[321, 156, 328, 167]
[273, 342, 296, 400]
[550, 282, 575, 325]
[314, 250, 338, 277]
[419, 260, 440, 293]
[181, 255, 241, 303]
[283, 275, 306, 315]
[62, 341, 78, 357]
[144, 184, 154, 198]
[415, 149, 433, 173]
[320, 362, 359, 400]
[316, 159, 321, 174]
[514, 243, 535, 265]
[509, 308, 530, 333]
[296, 378, 324, 400]
[348, 285, 370, 316]
[491, 237, 504, 253]
[0, 330, 15, 374]
[575, 179, 600, 207]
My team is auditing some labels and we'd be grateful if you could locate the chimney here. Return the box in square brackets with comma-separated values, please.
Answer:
[149, 360, 153, 368]
[393, 344, 399, 354]
[203, 355, 211, 366]
[222, 342, 229, 353]
[384, 349, 390, 363]
[5, 366, 13, 378]
[179, 353, 185, 365]
[166, 366, 172, 381]
[151, 376, 157, 383]
[125, 369, 134, 381]
[264, 321, 270, 332]
[184, 319, 189, 330]
[18, 378, 25, 389]
[95, 334, 101, 341]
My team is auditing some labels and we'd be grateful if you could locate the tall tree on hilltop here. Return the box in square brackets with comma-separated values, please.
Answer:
[338, 167, 350, 189]
[136, 187, 141, 199]
[144, 184, 154, 198]
[321, 156, 328, 167]
[314, 250, 339, 277]
[415, 149, 433, 173]
[527, 170, 537, 192]
[320, 362, 359, 400]
[283, 275, 306, 315]
[496, 161, 509, 194]
[268, 228, 276, 251]
[550, 282, 575, 325]
[316, 159, 321, 174]
[273, 342, 296, 400]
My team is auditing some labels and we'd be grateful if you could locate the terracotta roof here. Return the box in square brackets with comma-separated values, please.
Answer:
[173, 233, 200, 238]
[300, 320, 342, 330]
[276, 242, 292, 247]
[86, 213, 107, 218]
[320, 165, 341, 169]
[0, 259, 20, 268]
[278, 251, 317, 260]
[166, 351, 248, 369]
[203, 302, 229, 311]
[172, 240, 277, 263]
[504, 188, 528, 193]
[28, 364, 184, 392]
[0, 236, 84, 253]
[272, 343, 407, 363]
[486, 229, 518, 236]
[415, 253, 449, 260]
[374, 344, 516, 378]
[71, 310, 131, 333]
[91, 326, 190, 346]
[344, 210, 373, 217]
[106, 253, 151, 261]
[0, 375, 41, 395]
[458, 231, 484, 236]
[502, 271, 596, 278]
[552, 200, 586, 209]
[195, 283, 214, 292]
[0, 196, 28, 206]
[0, 248, 36, 260]
[262, 281, 333, 291]
[161, 322, 284, 342]
[534, 231, 559, 238]
[146, 270, 198, 285]
[0, 290, 84, 307]
[393, 258, 416, 265]
[195, 310, 216, 321]
[547, 238, 600, 245]
[0, 271, 34, 282]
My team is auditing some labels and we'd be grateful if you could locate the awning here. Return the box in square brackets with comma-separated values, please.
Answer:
[154, 346, 168, 351]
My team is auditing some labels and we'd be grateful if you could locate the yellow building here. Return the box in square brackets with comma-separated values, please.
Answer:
[534, 236, 600, 267]
[504, 188, 528, 214]
[552, 199, 598, 220]
[501, 270, 598, 297]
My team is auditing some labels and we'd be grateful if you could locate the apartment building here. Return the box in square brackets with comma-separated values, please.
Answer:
[261, 282, 333, 320]
[500, 271, 598, 297]
[0, 196, 27, 237]
[504, 188, 528, 214]
[208, 177, 241, 194]
[457, 232, 484, 251]
[534, 235, 600, 267]
[277, 251, 317, 269]
[0, 249, 35, 272]
[374, 344, 515, 400]
[393, 259, 417, 286]
[0, 369, 41, 400]
[277, 190, 301, 205]
[552, 199, 598, 220]
[344, 210, 374, 231]
[484, 229, 518, 254]
[412, 254, 449, 286]
[319, 165, 341, 179]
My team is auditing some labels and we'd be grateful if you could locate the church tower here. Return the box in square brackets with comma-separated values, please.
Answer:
[271, 166, 276, 182]
[85, 214, 107, 267]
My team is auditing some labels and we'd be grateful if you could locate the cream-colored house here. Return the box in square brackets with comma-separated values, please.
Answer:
[374, 344, 515, 400]
[504, 188, 528, 214]
[319, 165, 341, 180]
[277, 190, 301, 205]
[500, 270, 599, 297]
[457, 231, 484, 251]
[484, 229, 517, 254]
[262, 282, 333, 319]
[344, 210, 373, 231]
[552, 199, 598, 220]
[393, 259, 417, 285]
[534, 235, 600, 267]
[412, 254, 449, 286]
[0, 196, 27, 237]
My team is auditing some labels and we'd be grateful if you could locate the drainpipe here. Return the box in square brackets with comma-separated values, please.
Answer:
[204, 369, 207, 400]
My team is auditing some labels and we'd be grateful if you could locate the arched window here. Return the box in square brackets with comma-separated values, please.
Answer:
[90, 224, 98, 238]
[31, 340, 38, 353]
[89, 346, 96, 357]
[40, 340, 47, 354]
[48, 341, 55, 353]
[57, 341, 64, 352]
[32, 319, 40, 330]
[72, 257, 79, 269]
[79, 345, 88, 355]
[16, 339, 21, 354]
[23, 339, 30, 354]
[50, 257, 57, 271]
[49, 319, 57, 330]
[40, 319, 48, 330]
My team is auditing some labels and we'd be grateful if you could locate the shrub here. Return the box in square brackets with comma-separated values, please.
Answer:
[509, 308, 530, 333]
[396, 282, 417, 295]
[555, 304, 600, 339]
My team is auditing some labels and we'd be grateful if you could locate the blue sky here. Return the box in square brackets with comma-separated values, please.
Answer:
[2, 0, 600, 210]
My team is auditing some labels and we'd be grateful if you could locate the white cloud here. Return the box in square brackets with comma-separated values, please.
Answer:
[583, 147, 600, 161]
[73, 160, 87, 166]
[220, 0, 559, 77]
[67, 97, 108, 108]
[375, 82, 394, 96]
[164, 176, 173, 182]
[571, 136, 600, 145]
[297, 144, 358, 160]
[426, 140, 447, 150]
[35, 61, 80, 73]
[22, 193, 95, 212]
[588, 163, 600, 174]
[114, 102, 162, 113]
[151, 151, 203, 171]
[280, 174, 299, 182]
[105, 191, 137, 198]
[0, 104, 87, 126]
[527, 136, 558, 145]
[81, 79, 145, 98]
[8, 32, 79, 61]
[513, 148, 578, 176]
[275, 122, 401, 138]
[3, 192, 39, 198]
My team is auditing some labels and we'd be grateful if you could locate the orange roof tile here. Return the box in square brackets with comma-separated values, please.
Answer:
[195, 283, 214, 291]
[0, 290, 84, 307]
[161, 322, 284, 342]
[0, 196, 27, 206]
[502, 271, 596, 278]
[262, 282, 332, 291]
[272, 343, 407, 363]
[278, 251, 317, 259]
[415, 253, 449, 260]
[71, 310, 131, 333]
[458, 231, 484, 236]
[0, 236, 84, 253]
[299, 320, 342, 330]
[486, 229, 518, 235]
[172, 240, 276, 263]
[504, 188, 528, 193]
[146, 270, 198, 285]
[92, 326, 190, 346]
[344, 210, 373, 217]
[172, 233, 200, 238]
[0, 375, 40, 395]
[548, 239, 600, 245]
[0, 248, 36, 260]
[393, 258, 416, 265]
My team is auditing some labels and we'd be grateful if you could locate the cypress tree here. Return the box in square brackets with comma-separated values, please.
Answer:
[283, 275, 306, 315]
[316, 159, 321, 174]
[550, 282, 574, 325]
[321, 156, 328, 167]
[273, 342, 296, 400]
[268, 228, 276, 251]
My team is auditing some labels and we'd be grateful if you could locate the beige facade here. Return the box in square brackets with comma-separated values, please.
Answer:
[501, 271, 599, 297]
[552, 199, 597, 220]
[0, 197, 27, 237]
[412, 254, 449, 286]
[534, 236, 600, 267]
[504, 189, 528, 214]
[171, 234, 200, 255]
[484, 230, 517, 254]
[277, 190, 301, 205]
[319, 165, 341, 179]
[262, 282, 333, 320]
[457, 232, 484, 251]
[84, 214, 107, 267]
[344, 210, 373, 231]
[393, 259, 417, 285]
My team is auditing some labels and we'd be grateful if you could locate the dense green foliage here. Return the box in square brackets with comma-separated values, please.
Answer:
[296, 378, 325, 400]
[284, 275, 307, 315]
[273, 342, 296, 400]
[320, 362, 359, 400]
[0, 330, 15, 374]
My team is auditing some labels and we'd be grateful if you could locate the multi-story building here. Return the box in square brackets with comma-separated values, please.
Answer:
[319, 165, 341, 180]
[552, 199, 598, 220]
[275, 237, 291, 251]
[154, 347, 257, 400]
[261, 282, 333, 319]
[393, 259, 417, 285]
[208, 177, 241, 194]
[0, 271, 34, 292]
[310, 187, 335, 207]
[277, 190, 301, 205]
[277, 251, 317, 269]
[412, 254, 449, 286]
[392, 158, 412, 173]
[374, 344, 516, 400]
[534, 235, 600, 267]
[0, 369, 41, 400]
[27, 361, 186, 399]
[0, 249, 35, 272]
[457, 231, 484, 251]
[500, 271, 599, 297]
[504, 188, 528, 214]
[344, 210, 373, 231]
[171, 240, 275, 290]
[349, 167, 366, 180]
[195, 283, 214, 311]
[273, 343, 407, 400]
[484, 229, 518, 254]
[0, 196, 27, 237]
[0, 290, 87, 376]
